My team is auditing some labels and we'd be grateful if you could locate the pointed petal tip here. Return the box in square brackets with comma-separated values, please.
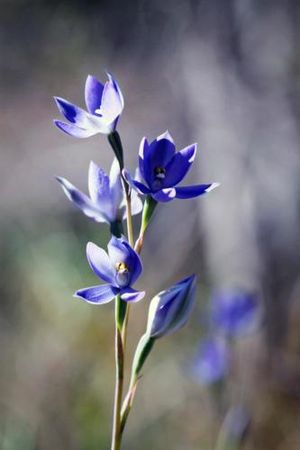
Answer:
[206, 182, 220, 193]
[86, 241, 95, 252]
[53, 96, 62, 106]
[121, 289, 146, 303]
[157, 130, 174, 143]
[88, 160, 99, 171]
[188, 144, 197, 162]
[54, 175, 64, 184]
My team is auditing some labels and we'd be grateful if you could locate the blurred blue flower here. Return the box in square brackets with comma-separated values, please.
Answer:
[147, 275, 196, 338]
[124, 131, 219, 202]
[56, 159, 142, 225]
[192, 337, 229, 385]
[54, 73, 124, 137]
[211, 290, 260, 336]
[75, 236, 145, 304]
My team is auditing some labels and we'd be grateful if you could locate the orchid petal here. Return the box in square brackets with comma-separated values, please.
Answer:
[157, 130, 174, 143]
[130, 189, 143, 217]
[153, 188, 176, 202]
[164, 144, 197, 187]
[109, 158, 123, 214]
[54, 97, 95, 128]
[95, 74, 124, 125]
[86, 242, 115, 284]
[55, 176, 106, 223]
[120, 288, 145, 303]
[85, 75, 104, 114]
[123, 169, 151, 195]
[147, 275, 196, 338]
[74, 284, 116, 304]
[54, 120, 98, 138]
[138, 137, 149, 180]
[175, 183, 219, 199]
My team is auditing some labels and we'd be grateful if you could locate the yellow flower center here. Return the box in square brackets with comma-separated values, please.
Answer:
[116, 262, 128, 273]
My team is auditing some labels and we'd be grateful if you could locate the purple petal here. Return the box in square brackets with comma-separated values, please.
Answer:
[164, 144, 197, 187]
[119, 170, 143, 219]
[148, 275, 196, 338]
[95, 74, 124, 125]
[175, 183, 219, 199]
[88, 161, 109, 203]
[74, 284, 116, 304]
[157, 130, 174, 143]
[130, 189, 143, 217]
[107, 73, 124, 109]
[123, 169, 151, 195]
[86, 242, 115, 284]
[109, 158, 123, 213]
[54, 120, 98, 138]
[85, 75, 104, 114]
[56, 176, 106, 223]
[153, 188, 176, 202]
[138, 137, 149, 181]
[132, 180, 151, 195]
[54, 97, 93, 128]
[107, 236, 142, 287]
[120, 288, 145, 303]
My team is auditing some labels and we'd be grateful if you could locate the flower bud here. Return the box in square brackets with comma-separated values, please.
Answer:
[147, 275, 196, 338]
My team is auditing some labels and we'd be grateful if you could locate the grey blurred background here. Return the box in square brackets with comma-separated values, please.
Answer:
[1, 1, 300, 449]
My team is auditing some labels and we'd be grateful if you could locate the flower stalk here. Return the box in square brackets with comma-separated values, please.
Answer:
[121, 332, 155, 432]
[111, 294, 125, 450]
[135, 195, 157, 254]
[107, 131, 135, 450]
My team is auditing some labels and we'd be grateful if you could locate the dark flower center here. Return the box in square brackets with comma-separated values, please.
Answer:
[115, 261, 130, 287]
[153, 166, 166, 190]
[154, 166, 166, 179]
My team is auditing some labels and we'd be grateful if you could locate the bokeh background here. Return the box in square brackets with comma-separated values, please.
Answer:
[1, 1, 300, 449]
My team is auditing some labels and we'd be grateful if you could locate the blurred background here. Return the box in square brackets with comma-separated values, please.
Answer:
[1, 0, 300, 449]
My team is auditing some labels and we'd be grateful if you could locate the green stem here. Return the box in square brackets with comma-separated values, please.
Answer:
[135, 195, 157, 254]
[107, 132, 135, 450]
[120, 333, 155, 432]
[120, 181, 133, 349]
[111, 295, 125, 450]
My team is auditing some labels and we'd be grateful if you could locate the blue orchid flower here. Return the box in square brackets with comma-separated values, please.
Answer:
[211, 290, 260, 337]
[191, 337, 229, 385]
[75, 236, 145, 304]
[147, 275, 197, 338]
[56, 159, 142, 225]
[54, 74, 124, 137]
[124, 131, 219, 202]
